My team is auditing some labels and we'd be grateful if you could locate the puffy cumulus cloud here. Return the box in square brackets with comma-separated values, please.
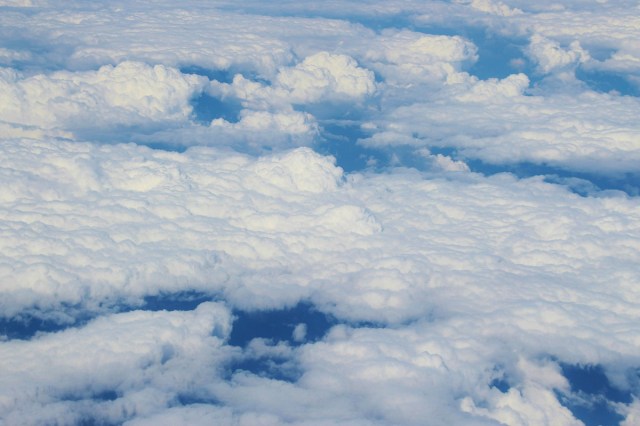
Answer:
[364, 30, 478, 84]
[361, 78, 640, 174]
[2, 1, 640, 424]
[410, 0, 640, 85]
[3, 136, 640, 320]
[208, 52, 375, 113]
[462, 0, 523, 17]
[0, 61, 206, 133]
[3, 137, 640, 422]
[200, 52, 375, 151]
[0, 1, 376, 78]
[275, 52, 376, 103]
[209, 109, 318, 150]
[526, 34, 589, 74]
[0, 302, 233, 425]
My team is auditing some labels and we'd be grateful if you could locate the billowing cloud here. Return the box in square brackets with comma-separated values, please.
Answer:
[526, 34, 589, 74]
[365, 30, 478, 84]
[0, 62, 206, 132]
[0, 302, 233, 425]
[1, 1, 640, 425]
[276, 52, 376, 103]
[360, 75, 640, 174]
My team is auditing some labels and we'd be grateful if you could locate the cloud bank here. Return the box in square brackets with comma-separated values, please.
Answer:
[1, 1, 639, 425]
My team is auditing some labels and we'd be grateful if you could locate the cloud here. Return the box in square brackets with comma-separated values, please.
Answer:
[463, 0, 523, 17]
[527, 34, 589, 74]
[0, 302, 233, 425]
[209, 52, 375, 111]
[0, 62, 207, 133]
[364, 30, 478, 83]
[1, 1, 640, 425]
[360, 76, 640, 174]
[276, 52, 376, 103]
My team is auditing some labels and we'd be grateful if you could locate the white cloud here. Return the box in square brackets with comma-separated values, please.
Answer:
[276, 52, 376, 103]
[360, 79, 640, 174]
[0, 62, 207, 132]
[527, 34, 590, 74]
[464, 0, 523, 17]
[0, 302, 233, 425]
[1, 1, 640, 424]
[364, 30, 478, 84]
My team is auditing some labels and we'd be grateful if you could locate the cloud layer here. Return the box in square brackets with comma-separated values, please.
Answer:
[1, 0, 639, 425]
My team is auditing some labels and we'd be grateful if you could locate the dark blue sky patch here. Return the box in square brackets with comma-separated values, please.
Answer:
[489, 377, 510, 393]
[77, 417, 120, 426]
[555, 391, 625, 426]
[191, 93, 242, 124]
[141, 291, 217, 312]
[0, 292, 219, 341]
[409, 24, 536, 81]
[175, 393, 220, 406]
[61, 389, 119, 403]
[457, 154, 640, 197]
[315, 121, 384, 172]
[180, 65, 235, 83]
[576, 68, 640, 97]
[555, 363, 636, 426]
[227, 354, 302, 383]
[144, 141, 188, 153]
[0, 316, 71, 340]
[228, 302, 335, 348]
[0, 309, 93, 341]
[561, 363, 633, 404]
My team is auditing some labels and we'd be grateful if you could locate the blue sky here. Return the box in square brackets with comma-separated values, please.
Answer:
[1, 1, 640, 425]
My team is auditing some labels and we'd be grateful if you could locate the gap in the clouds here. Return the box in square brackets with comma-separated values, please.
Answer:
[0, 311, 93, 340]
[144, 142, 188, 152]
[561, 363, 633, 404]
[489, 377, 510, 393]
[176, 393, 220, 406]
[228, 301, 336, 348]
[575, 68, 640, 97]
[315, 121, 385, 172]
[78, 418, 119, 426]
[191, 93, 242, 124]
[62, 389, 119, 403]
[555, 363, 634, 426]
[409, 25, 536, 81]
[141, 291, 216, 311]
[429, 147, 639, 196]
[0, 292, 217, 341]
[225, 301, 335, 383]
[180, 66, 235, 83]
[228, 353, 302, 383]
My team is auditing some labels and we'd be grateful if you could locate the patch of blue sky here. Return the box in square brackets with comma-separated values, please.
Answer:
[576, 68, 640, 97]
[141, 291, 217, 312]
[314, 120, 384, 172]
[179, 65, 236, 84]
[490, 363, 636, 426]
[228, 302, 335, 348]
[0, 291, 218, 341]
[465, 159, 640, 197]
[190, 92, 242, 124]
[555, 363, 637, 426]
[227, 353, 302, 383]
[0, 314, 81, 340]
[428, 147, 639, 196]
[0, 306, 95, 341]
[411, 24, 538, 81]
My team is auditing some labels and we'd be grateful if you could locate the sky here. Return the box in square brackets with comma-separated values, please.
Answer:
[1, 0, 639, 425]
